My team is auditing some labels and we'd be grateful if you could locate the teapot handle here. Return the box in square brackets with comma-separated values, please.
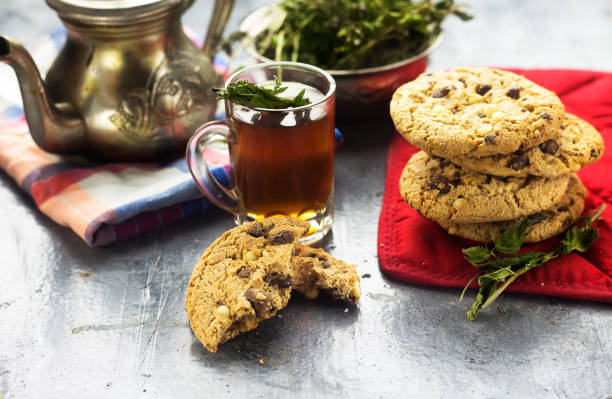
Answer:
[202, 0, 235, 58]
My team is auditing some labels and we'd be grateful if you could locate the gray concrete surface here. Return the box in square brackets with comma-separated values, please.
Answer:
[0, 1, 611, 398]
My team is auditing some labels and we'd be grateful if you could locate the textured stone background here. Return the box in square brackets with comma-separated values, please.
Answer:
[1, 1, 611, 398]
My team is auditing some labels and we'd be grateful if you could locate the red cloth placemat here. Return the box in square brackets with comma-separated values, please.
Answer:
[378, 68, 612, 302]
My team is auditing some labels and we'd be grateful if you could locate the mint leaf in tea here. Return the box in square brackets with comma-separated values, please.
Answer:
[213, 75, 311, 109]
[223, 77, 333, 228]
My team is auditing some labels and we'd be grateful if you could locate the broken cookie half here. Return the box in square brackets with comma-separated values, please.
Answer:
[185, 216, 309, 353]
[291, 244, 361, 305]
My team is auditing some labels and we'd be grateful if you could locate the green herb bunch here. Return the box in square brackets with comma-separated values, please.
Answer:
[461, 205, 606, 320]
[231, 0, 472, 70]
[212, 75, 311, 109]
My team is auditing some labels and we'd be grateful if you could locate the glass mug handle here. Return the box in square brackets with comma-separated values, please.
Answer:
[186, 121, 239, 214]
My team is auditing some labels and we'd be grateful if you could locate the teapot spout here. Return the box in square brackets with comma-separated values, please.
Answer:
[0, 36, 85, 154]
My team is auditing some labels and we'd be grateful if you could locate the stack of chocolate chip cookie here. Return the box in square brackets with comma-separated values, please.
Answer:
[390, 67, 604, 243]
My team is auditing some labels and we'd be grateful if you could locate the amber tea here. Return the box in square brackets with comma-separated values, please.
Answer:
[229, 83, 334, 224]
[187, 62, 336, 244]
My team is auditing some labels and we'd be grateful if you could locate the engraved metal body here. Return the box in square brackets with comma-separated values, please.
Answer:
[0, 0, 234, 161]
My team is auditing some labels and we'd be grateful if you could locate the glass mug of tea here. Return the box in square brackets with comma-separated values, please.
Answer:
[186, 62, 336, 244]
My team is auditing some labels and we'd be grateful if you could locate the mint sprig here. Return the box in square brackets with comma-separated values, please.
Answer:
[223, 0, 472, 70]
[461, 205, 606, 320]
[212, 75, 311, 109]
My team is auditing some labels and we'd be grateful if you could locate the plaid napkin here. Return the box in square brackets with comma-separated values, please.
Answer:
[0, 28, 342, 246]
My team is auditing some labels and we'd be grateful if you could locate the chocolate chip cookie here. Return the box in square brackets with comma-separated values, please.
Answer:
[442, 174, 587, 243]
[449, 114, 604, 177]
[185, 217, 309, 353]
[291, 244, 361, 304]
[399, 151, 570, 223]
[390, 67, 565, 158]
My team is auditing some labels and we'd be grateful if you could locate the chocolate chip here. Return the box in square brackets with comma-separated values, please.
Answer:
[449, 175, 461, 187]
[237, 267, 251, 278]
[560, 124, 566, 129]
[427, 175, 451, 194]
[247, 223, 266, 238]
[275, 275, 294, 288]
[476, 84, 492, 95]
[459, 78, 467, 87]
[322, 261, 332, 269]
[269, 230, 295, 245]
[506, 87, 521, 99]
[558, 206, 569, 212]
[478, 113, 486, 118]
[569, 198, 575, 206]
[484, 133, 497, 144]
[263, 272, 293, 288]
[245, 288, 270, 317]
[514, 143, 525, 155]
[265, 272, 294, 287]
[507, 155, 530, 170]
[520, 108, 527, 112]
[431, 87, 451, 98]
[540, 112, 551, 120]
[591, 149, 598, 158]
[539, 139, 559, 154]
[439, 158, 451, 168]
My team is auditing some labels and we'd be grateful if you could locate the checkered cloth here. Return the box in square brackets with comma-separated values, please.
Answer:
[0, 28, 342, 246]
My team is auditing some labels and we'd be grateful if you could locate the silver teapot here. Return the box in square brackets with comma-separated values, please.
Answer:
[0, 0, 234, 161]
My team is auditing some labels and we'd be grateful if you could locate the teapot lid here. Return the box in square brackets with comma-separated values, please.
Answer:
[46, 0, 193, 26]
